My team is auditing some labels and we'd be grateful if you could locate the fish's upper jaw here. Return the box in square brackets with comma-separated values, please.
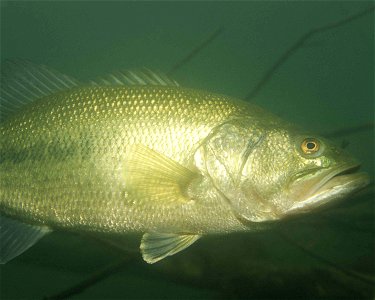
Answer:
[285, 164, 370, 215]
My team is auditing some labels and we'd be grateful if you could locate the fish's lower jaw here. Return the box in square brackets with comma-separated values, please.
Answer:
[285, 172, 370, 215]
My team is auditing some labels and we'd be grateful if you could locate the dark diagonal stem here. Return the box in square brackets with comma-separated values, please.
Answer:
[245, 6, 374, 101]
[43, 258, 131, 300]
[168, 28, 224, 75]
[277, 230, 375, 286]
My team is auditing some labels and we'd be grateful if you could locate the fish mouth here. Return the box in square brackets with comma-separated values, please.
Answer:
[286, 164, 370, 215]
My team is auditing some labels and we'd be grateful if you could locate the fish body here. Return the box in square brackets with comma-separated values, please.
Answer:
[1, 85, 249, 233]
[0, 61, 369, 263]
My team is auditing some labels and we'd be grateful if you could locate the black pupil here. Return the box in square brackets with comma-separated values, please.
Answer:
[306, 142, 316, 150]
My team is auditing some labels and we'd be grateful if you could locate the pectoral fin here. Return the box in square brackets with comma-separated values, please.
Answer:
[0, 215, 52, 264]
[140, 232, 201, 263]
[123, 145, 199, 204]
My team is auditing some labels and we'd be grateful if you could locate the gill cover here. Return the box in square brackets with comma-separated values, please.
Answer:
[198, 117, 266, 222]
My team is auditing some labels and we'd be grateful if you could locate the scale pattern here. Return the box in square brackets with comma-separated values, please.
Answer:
[0, 85, 249, 234]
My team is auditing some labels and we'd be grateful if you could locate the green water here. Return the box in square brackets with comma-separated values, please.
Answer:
[1, 1, 374, 299]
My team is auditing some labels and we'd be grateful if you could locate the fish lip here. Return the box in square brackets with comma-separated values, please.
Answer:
[307, 163, 360, 196]
[286, 163, 370, 214]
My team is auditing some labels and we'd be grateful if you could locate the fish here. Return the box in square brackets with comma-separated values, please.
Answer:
[0, 60, 369, 264]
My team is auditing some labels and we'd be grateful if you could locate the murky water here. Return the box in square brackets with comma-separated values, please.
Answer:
[1, 2, 374, 299]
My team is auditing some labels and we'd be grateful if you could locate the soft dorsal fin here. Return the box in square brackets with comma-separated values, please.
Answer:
[141, 232, 201, 263]
[0, 59, 79, 121]
[90, 68, 179, 87]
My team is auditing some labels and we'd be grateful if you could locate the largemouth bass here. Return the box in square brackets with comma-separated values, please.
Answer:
[0, 61, 369, 263]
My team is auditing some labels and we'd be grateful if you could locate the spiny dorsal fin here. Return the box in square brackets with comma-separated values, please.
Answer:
[90, 68, 179, 87]
[123, 145, 198, 204]
[0, 59, 79, 121]
[141, 232, 201, 263]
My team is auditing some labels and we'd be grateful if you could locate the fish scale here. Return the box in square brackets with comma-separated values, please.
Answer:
[1, 85, 245, 233]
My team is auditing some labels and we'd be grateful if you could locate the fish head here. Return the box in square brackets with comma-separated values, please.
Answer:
[271, 133, 370, 217]
[196, 115, 370, 223]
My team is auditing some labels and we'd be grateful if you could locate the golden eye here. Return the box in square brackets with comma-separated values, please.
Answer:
[301, 138, 320, 154]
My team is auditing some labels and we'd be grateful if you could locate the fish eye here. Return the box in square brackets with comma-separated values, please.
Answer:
[300, 138, 320, 155]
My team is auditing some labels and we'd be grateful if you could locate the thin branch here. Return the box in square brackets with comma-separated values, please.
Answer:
[245, 6, 375, 101]
[43, 258, 131, 300]
[168, 28, 224, 75]
[277, 230, 375, 286]
[324, 122, 374, 138]
[319, 215, 374, 234]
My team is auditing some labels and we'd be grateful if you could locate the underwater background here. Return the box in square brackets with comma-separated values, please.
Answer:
[0, 1, 374, 299]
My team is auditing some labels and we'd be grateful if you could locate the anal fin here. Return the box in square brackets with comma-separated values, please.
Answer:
[140, 232, 201, 264]
[0, 215, 52, 264]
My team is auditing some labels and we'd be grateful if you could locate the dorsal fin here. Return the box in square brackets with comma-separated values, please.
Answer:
[0, 59, 79, 121]
[90, 68, 179, 87]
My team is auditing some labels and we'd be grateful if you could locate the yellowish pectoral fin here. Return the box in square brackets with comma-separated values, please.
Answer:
[123, 145, 199, 203]
[140, 232, 201, 264]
